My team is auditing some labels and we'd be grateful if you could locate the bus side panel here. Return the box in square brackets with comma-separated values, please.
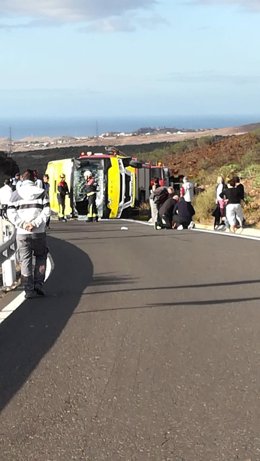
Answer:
[126, 166, 136, 208]
[136, 167, 151, 203]
[107, 157, 120, 218]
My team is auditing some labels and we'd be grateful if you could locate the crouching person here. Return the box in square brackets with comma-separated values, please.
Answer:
[158, 188, 179, 229]
[7, 169, 51, 299]
[172, 197, 195, 230]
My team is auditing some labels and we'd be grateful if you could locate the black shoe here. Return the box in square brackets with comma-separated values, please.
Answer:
[25, 290, 39, 299]
[34, 287, 45, 296]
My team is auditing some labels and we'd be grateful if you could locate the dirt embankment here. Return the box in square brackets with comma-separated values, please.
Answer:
[164, 133, 258, 177]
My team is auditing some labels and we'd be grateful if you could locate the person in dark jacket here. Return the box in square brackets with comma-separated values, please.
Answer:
[158, 187, 179, 229]
[153, 186, 169, 229]
[220, 178, 243, 232]
[84, 170, 98, 222]
[172, 197, 195, 229]
[43, 174, 51, 228]
[57, 173, 69, 221]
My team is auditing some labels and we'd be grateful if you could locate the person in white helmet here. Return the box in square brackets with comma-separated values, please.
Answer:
[83, 170, 98, 222]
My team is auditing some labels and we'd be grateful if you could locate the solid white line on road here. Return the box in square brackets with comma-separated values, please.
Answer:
[193, 228, 260, 241]
[0, 254, 54, 325]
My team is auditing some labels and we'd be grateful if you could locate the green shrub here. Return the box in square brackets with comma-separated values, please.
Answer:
[193, 186, 215, 222]
[196, 136, 213, 148]
[218, 163, 240, 180]
[252, 175, 260, 188]
[241, 163, 260, 179]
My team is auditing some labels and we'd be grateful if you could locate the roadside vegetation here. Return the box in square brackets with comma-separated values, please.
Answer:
[138, 130, 260, 228]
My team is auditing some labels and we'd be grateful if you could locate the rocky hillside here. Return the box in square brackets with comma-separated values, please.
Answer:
[160, 132, 260, 227]
[164, 133, 259, 178]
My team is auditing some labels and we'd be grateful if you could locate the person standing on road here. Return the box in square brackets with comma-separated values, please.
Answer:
[33, 170, 43, 188]
[84, 170, 98, 222]
[220, 178, 244, 233]
[11, 172, 22, 191]
[7, 169, 51, 299]
[149, 177, 160, 225]
[57, 173, 69, 221]
[43, 174, 51, 229]
[214, 175, 227, 229]
[182, 176, 194, 203]
[0, 179, 12, 218]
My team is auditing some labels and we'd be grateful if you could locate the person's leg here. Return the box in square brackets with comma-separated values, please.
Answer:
[235, 204, 244, 228]
[172, 215, 181, 229]
[92, 194, 98, 221]
[86, 194, 94, 221]
[61, 197, 66, 219]
[226, 204, 236, 232]
[161, 214, 171, 229]
[17, 235, 34, 294]
[32, 233, 48, 294]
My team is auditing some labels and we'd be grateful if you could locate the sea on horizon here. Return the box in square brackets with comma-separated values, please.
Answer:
[0, 114, 260, 140]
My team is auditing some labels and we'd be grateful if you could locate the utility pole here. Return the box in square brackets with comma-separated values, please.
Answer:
[8, 126, 12, 157]
[95, 120, 99, 137]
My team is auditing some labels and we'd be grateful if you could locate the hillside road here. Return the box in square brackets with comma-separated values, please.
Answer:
[0, 220, 260, 460]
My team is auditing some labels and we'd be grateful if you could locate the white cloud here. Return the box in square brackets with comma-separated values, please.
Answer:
[194, 0, 260, 11]
[0, 0, 158, 22]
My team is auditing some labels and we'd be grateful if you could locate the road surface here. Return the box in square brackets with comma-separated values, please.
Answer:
[0, 220, 259, 460]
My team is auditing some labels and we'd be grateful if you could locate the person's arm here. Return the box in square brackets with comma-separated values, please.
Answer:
[7, 192, 25, 229]
[31, 192, 51, 228]
[219, 188, 228, 199]
[173, 202, 179, 215]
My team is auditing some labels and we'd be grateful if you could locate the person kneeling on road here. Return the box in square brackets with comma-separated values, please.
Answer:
[7, 169, 51, 299]
[172, 196, 195, 230]
[157, 188, 179, 229]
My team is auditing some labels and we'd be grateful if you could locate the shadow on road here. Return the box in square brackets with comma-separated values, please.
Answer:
[83, 278, 260, 296]
[0, 236, 93, 412]
[74, 296, 260, 316]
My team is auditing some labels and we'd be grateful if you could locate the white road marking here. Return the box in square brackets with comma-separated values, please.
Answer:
[0, 254, 54, 325]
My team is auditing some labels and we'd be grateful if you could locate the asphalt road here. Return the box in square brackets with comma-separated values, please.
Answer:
[0, 220, 260, 461]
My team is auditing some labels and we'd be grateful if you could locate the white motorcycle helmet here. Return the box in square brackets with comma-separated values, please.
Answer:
[83, 170, 92, 179]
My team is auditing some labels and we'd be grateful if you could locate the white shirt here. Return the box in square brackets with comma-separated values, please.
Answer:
[183, 180, 194, 202]
[0, 184, 12, 207]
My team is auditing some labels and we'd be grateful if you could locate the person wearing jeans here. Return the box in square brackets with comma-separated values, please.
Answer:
[7, 169, 50, 299]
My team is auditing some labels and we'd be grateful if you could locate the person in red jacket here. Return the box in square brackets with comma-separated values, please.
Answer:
[57, 174, 69, 221]
[84, 170, 98, 222]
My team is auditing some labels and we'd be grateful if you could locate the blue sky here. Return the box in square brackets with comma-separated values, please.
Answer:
[0, 0, 260, 121]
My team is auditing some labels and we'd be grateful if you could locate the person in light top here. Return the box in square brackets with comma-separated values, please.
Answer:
[7, 169, 50, 298]
[182, 176, 194, 203]
[0, 179, 12, 217]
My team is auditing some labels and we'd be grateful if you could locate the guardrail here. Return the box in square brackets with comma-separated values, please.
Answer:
[0, 217, 17, 288]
